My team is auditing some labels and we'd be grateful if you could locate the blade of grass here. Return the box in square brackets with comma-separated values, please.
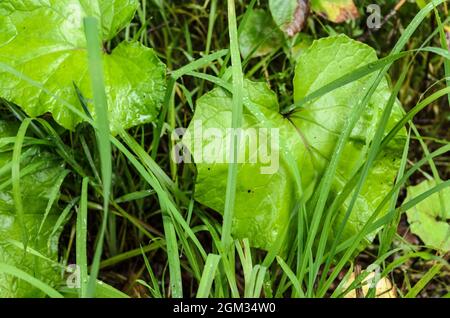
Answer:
[198, 0, 218, 97]
[77, 177, 89, 298]
[219, 0, 257, 77]
[38, 170, 70, 235]
[378, 126, 411, 257]
[235, 239, 253, 297]
[50, 197, 78, 238]
[83, 17, 113, 297]
[110, 137, 207, 259]
[196, 254, 221, 298]
[434, 8, 450, 108]
[162, 209, 183, 298]
[405, 264, 443, 298]
[252, 266, 267, 298]
[11, 118, 31, 248]
[99, 240, 163, 269]
[222, 0, 244, 248]
[382, 86, 450, 147]
[170, 49, 228, 80]
[276, 256, 304, 297]
[141, 245, 163, 298]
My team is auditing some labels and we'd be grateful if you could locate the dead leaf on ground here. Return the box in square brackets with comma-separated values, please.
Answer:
[343, 272, 397, 298]
[286, 0, 311, 37]
[311, 0, 359, 23]
[269, 0, 311, 37]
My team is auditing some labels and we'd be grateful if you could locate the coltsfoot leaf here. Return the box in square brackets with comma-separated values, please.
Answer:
[185, 35, 406, 250]
[0, 0, 166, 133]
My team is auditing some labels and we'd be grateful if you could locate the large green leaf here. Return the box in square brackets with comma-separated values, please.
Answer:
[0, 0, 166, 133]
[405, 180, 450, 252]
[184, 35, 406, 250]
[291, 35, 406, 244]
[0, 120, 68, 297]
[183, 80, 306, 249]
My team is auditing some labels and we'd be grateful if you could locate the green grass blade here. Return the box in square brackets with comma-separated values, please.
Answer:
[77, 177, 89, 298]
[222, 0, 244, 248]
[275, 256, 304, 297]
[405, 264, 443, 298]
[434, 8, 450, 108]
[38, 170, 69, 235]
[196, 254, 221, 298]
[171, 50, 228, 80]
[163, 213, 183, 298]
[141, 245, 163, 298]
[83, 16, 113, 297]
[11, 118, 31, 248]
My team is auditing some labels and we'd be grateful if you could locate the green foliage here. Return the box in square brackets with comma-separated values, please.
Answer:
[0, 120, 67, 297]
[405, 180, 450, 252]
[185, 35, 406, 250]
[184, 79, 299, 250]
[0, 0, 448, 299]
[0, 0, 166, 133]
[292, 35, 407, 244]
[238, 9, 284, 59]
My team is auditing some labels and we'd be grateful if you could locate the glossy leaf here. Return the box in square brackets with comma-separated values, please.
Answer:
[0, 0, 166, 133]
[185, 35, 406, 250]
[0, 120, 68, 297]
[291, 35, 407, 244]
[183, 80, 305, 250]
[405, 180, 450, 252]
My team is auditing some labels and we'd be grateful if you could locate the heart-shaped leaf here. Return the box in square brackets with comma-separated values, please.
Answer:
[184, 35, 406, 250]
[0, 0, 166, 133]
[0, 120, 68, 297]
